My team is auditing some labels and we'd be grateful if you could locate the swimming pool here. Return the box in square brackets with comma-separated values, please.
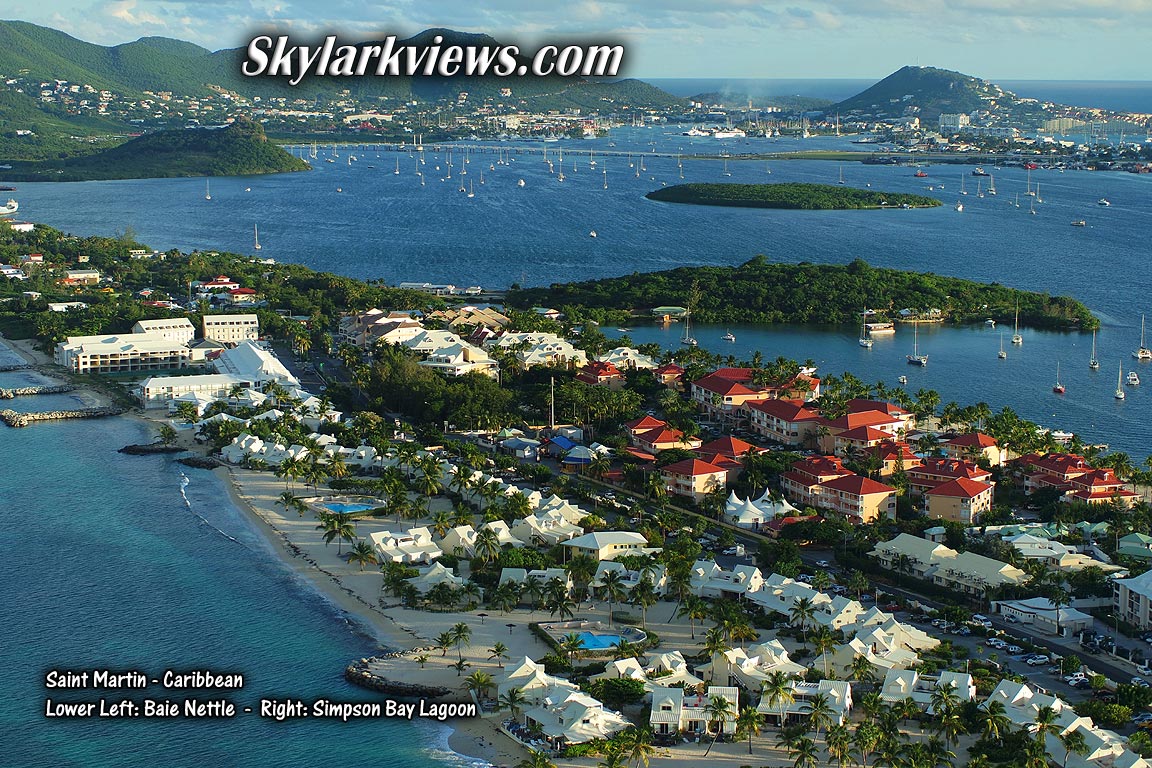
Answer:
[576, 631, 625, 650]
[323, 502, 376, 514]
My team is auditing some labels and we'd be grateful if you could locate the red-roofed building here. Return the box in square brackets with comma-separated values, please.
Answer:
[781, 456, 852, 508]
[634, 425, 703, 454]
[623, 415, 666, 439]
[694, 436, 761, 481]
[691, 367, 819, 424]
[925, 477, 995, 524]
[942, 432, 1006, 466]
[816, 409, 904, 453]
[575, 360, 625, 389]
[196, 275, 240, 292]
[226, 287, 259, 305]
[819, 474, 898, 523]
[867, 440, 921, 477]
[747, 399, 821, 446]
[1064, 469, 1138, 507]
[1015, 453, 1094, 493]
[833, 425, 893, 456]
[654, 362, 685, 388]
[659, 459, 727, 502]
[846, 399, 916, 429]
[908, 458, 993, 497]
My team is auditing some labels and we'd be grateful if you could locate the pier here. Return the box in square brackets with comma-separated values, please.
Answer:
[0, 384, 77, 399]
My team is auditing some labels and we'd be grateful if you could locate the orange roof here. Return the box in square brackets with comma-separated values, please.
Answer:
[696, 436, 758, 458]
[846, 399, 910, 417]
[946, 432, 998, 449]
[693, 372, 758, 397]
[911, 457, 992, 481]
[660, 458, 727, 477]
[821, 410, 902, 431]
[837, 426, 891, 442]
[625, 415, 666, 431]
[636, 426, 688, 445]
[821, 474, 897, 496]
[925, 477, 993, 499]
[868, 440, 918, 462]
[747, 399, 820, 422]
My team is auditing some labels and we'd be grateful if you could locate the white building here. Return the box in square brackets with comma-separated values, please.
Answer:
[368, 528, 441, 564]
[202, 314, 260, 345]
[524, 691, 631, 747]
[132, 318, 196, 344]
[649, 686, 739, 737]
[879, 669, 975, 712]
[54, 332, 193, 374]
[138, 372, 250, 409]
[213, 341, 298, 387]
[993, 597, 1094, 637]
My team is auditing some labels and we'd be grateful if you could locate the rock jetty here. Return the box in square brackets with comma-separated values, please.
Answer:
[0, 384, 77, 399]
[343, 657, 453, 699]
[0, 364, 31, 373]
[0, 406, 126, 427]
[178, 456, 222, 469]
[119, 443, 185, 455]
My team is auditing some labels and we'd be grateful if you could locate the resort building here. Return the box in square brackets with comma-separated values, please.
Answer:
[816, 410, 905, 453]
[417, 342, 499, 378]
[1118, 533, 1152, 561]
[1114, 570, 1152, 631]
[523, 691, 631, 747]
[746, 399, 821, 446]
[880, 670, 975, 711]
[658, 458, 727, 502]
[924, 477, 995, 525]
[724, 491, 801, 530]
[942, 432, 1006, 466]
[590, 561, 668, 596]
[758, 680, 852, 727]
[137, 372, 250, 409]
[367, 528, 441, 564]
[866, 441, 922, 477]
[870, 533, 1029, 596]
[561, 531, 650, 561]
[908, 458, 994, 498]
[781, 456, 895, 522]
[202, 314, 260, 346]
[132, 318, 196, 344]
[596, 347, 657, 371]
[633, 425, 702, 453]
[213, 341, 299, 388]
[497, 657, 579, 705]
[596, 652, 701, 691]
[515, 339, 588, 370]
[698, 642, 806, 690]
[992, 597, 1093, 637]
[1015, 452, 1137, 507]
[575, 361, 626, 388]
[54, 332, 193, 374]
[510, 511, 583, 546]
[405, 562, 466, 595]
[649, 686, 739, 737]
[689, 561, 765, 599]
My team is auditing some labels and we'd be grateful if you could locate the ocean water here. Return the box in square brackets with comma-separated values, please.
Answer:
[1, 351, 475, 767]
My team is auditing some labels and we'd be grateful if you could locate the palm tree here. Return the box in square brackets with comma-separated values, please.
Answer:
[565, 554, 598, 604]
[430, 509, 453, 538]
[802, 692, 835, 740]
[629, 577, 658, 628]
[761, 671, 795, 731]
[677, 595, 709, 639]
[789, 736, 820, 768]
[702, 693, 736, 756]
[1058, 728, 1088, 768]
[811, 570, 834, 593]
[474, 527, 502, 564]
[789, 597, 816, 634]
[847, 654, 876, 685]
[516, 750, 556, 768]
[463, 670, 494, 701]
[1032, 704, 1061, 745]
[158, 423, 179, 445]
[599, 569, 627, 627]
[700, 627, 732, 681]
[735, 706, 763, 754]
[595, 749, 628, 768]
[316, 512, 356, 555]
[451, 621, 472, 661]
[558, 633, 584, 661]
[617, 727, 655, 768]
[825, 724, 852, 768]
[497, 686, 528, 723]
[434, 631, 455, 657]
[854, 720, 882, 768]
[980, 700, 1012, 745]
[487, 642, 510, 668]
[452, 658, 471, 676]
[347, 540, 378, 571]
[810, 626, 837, 678]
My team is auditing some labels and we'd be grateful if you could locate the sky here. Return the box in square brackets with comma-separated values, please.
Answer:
[5, 0, 1151, 81]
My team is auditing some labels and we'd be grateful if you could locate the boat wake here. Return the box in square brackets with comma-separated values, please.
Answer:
[180, 473, 242, 545]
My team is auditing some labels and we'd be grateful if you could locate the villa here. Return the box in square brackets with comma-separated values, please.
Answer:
[523, 691, 631, 747]
[879, 669, 976, 711]
[871, 533, 1029, 595]
[562, 531, 651, 561]
[368, 528, 441, 564]
[659, 458, 727, 502]
[649, 686, 739, 737]
[758, 680, 852, 727]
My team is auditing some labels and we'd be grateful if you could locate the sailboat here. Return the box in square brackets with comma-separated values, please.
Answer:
[1012, 301, 1023, 345]
[1134, 314, 1152, 360]
[1025, 168, 1034, 196]
[1029, 198, 1037, 215]
[859, 309, 873, 348]
[838, 166, 845, 185]
[1089, 330, 1100, 370]
[977, 179, 984, 198]
[722, 329, 736, 343]
[1053, 362, 1065, 394]
[681, 308, 698, 346]
[1116, 364, 1127, 399]
[722, 158, 731, 177]
[906, 323, 928, 366]
[1035, 183, 1043, 204]
[1014, 193, 1020, 209]
[998, 333, 1007, 359]
[394, 157, 400, 175]
[960, 175, 967, 196]
[204, 179, 211, 201]
[253, 224, 261, 251]
[467, 180, 475, 199]
[987, 175, 997, 196]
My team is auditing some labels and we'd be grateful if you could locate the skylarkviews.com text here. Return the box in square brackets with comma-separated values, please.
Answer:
[242, 34, 625, 86]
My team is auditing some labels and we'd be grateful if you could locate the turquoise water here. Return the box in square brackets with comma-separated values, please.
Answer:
[323, 502, 377, 514]
[1, 344, 476, 767]
[576, 632, 624, 650]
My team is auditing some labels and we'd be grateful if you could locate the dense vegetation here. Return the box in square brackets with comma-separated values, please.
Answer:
[645, 183, 941, 210]
[0, 118, 310, 181]
[507, 255, 1098, 329]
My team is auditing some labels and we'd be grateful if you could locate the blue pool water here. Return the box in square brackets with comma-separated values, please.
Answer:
[323, 502, 377, 514]
[577, 631, 625, 650]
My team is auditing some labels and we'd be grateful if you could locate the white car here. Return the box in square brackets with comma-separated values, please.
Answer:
[815, 560, 831, 568]
[1006, 645, 1024, 654]
[1026, 655, 1049, 666]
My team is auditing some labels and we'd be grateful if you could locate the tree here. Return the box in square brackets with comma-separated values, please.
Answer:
[802, 692, 835, 740]
[487, 642, 510, 668]
[825, 724, 851, 768]
[810, 626, 837, 678]
[677, 595, 710, 640]
[702, 693, 736, 756]
[316, 512, 356, 555]
[435, 631, 455, 657]
[789, 736, 820, 768]
[847, 654, 876, 685]
[463, 670, 494, 701]
[789, 597, 816, 634]
[700, 627, 732, 681]
[1059, 729, 1088, 768]
[451, 621, 473, 661]
[452, 658, 471, 676]
[761, 671, 795, 731]
[617, 727, 655, 768]
[629, 577, 658, 628]
[498, 686, 528, 722]
[736, 705, 763, 754]
[157, 423, 178, 445]
[599, 569, 627, 627]
[516, 749, 556, 768]
[980, 699, 1012, 745]
[347, 540, 378, 571]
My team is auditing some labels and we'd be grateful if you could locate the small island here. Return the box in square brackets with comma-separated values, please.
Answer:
[646, 182, 942, 210]
[0, 118, 310, 182]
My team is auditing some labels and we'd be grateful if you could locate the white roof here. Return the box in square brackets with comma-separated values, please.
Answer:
[562, 531, 648, 549]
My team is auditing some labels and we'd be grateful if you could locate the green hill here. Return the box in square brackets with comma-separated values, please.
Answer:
[646, 183, 941, 210]
[0, 117, 310, 181]
[832, 65, 1035, 123]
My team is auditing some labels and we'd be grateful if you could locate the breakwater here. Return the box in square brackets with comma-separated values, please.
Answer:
[0, 406, 126, 427]
[0, 384, 77, 399]
[0, 363, 31, 372]
[344, 656, 452, 699]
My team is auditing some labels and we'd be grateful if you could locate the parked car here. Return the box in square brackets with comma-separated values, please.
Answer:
[1006, 645, 1025, 654]
[1026, 655, 1049, 666]
[1006, 615, 1020, 623]
[954, 627, 972, 637]
[1132, 713, 1152, 724]
[815, 560, 831, 568]
[1069, 679, 1092, 689]
[1132, 677, 1151, 688]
